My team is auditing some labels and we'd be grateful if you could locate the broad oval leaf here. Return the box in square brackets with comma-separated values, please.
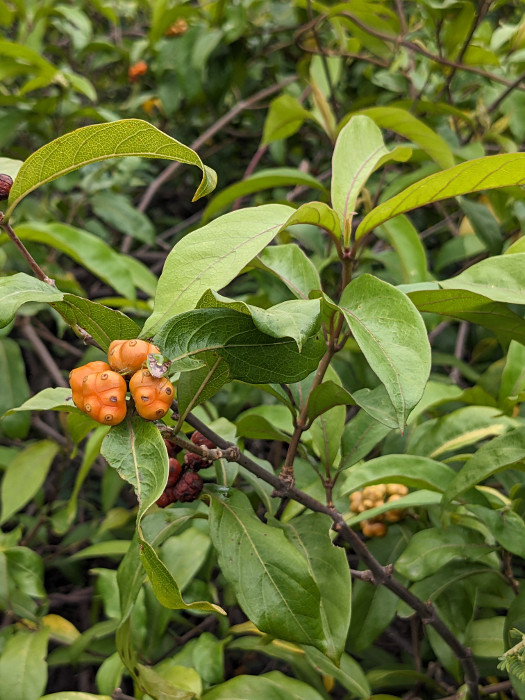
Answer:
[208, 489, 327, 652]
[357, 153, 525, 239]
[0, 628, 49, 700]
[340, 274, 431, 430]
[5, 119, 216, 219]
[202, 672, 325, 700]
[142, 204, 293, 336]
[253, 243, 322, 300]
[332, 115, 411, 225]
[155, 307, 324, 384]
[440, 253, 525, 305]
[0, 273, 63, 329]
[100, 416, 167, 521]
[279, 513, 351, 664]
[342, 455, 456, 493]
[2, 387, 78, 416]
[395, 526, 493, 581]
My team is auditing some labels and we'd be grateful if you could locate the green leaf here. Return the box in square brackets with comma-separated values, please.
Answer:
[357, 153, 525, 239]
[352, 106, 455, 169]
[142, 204, 293, 336]
[236, 405, 293, 442]
[3, 546, 46, 600]
[331, 115, 411, 227]
[440, 254, 525, 305]
[279, 513, 351, 664]
[458, 196, 502, 255]
[346, 490, 441, 525]
[443, 427, 525, 503]
[176, 353, 230, 417]
[377, 215, 429, 284]
[208, 489, 326, 652]
[252, 243, 322, 300]
[395, 526, 493, 581]
[262, 94, 313, 145]
[0, 273, 63, 329]
[310, 404, 345, 467]
[0, 440, 59, 525]
[0, 628, 49, 700]
[139, 538, 224, 615]
[407, 405, 515, 459]
[91, 192, 155, 244]
[342, 455, 456, 493]
[6, 119, 216, 219]
[201, 168, 326, 223]
[100, 416, 167, 522]
[54, 295, 141, 352]
[155, 308, 324, 384]
[202, 672, 325, 700]
[307, 381, 356, 423]
[71, 540, 130, 560]
[2, 387, 78, 416]
[466, 617, 505, 657]
[284, 201, 342, 239]
[500, 340, 525, 408]
[339, 274, 431, 430]
[161, 527, 211, 592]
[0, 338, 30, 439]
[340, 410, 391, 469]
[303, 648, 371, 699]
[13, 222, 136, 299]
[466, 505, 525, 558]
[407, 288, 525, 345]
[197, 290, 321, 351]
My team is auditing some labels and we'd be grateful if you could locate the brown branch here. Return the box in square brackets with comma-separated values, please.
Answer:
[0, 215, 55, 285]
[183, 411, 481, 699]
[137, 76, 298, 214]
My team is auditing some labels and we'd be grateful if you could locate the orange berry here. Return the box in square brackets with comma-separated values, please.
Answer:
[107, 339, 160, 376]
[128, 60, 148, 82]
[82, 371, 127, 426]
[69, 361, 111, 411]
[129, 369, 173, 420]
[361, 520, 387, 538]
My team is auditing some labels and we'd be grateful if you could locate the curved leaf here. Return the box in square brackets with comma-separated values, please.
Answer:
[142, 204, 293, 336]
[0, 273, 63, 329]
[352, 106, 455, 169]
[342, 454, 456, 493]
[253, 243, 322, 300]
[440, 253, 525, 305]
[6, 119, 216, 219]
[357, 153, 525, 239]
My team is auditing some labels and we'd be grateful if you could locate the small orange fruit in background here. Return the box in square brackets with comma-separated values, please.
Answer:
[69, 361, 111, 411]
[82, 371, 127, 426]
[108, 339, 160, 376]
[129, 369, 173, 420]
[128, 60, 148, 82]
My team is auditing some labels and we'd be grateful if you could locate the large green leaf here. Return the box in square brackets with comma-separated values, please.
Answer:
[439, 254, 525, 305]
[0, 440, 60, 525]
[54, 295, 141, 352]
[331, 115, 411, 229]
[357, 153, 525, 239]
[0, 273, 63, 329]
[13, 222, 136, 299]
[378, 215, 429, 284]
[407, 288, 525, 345]
[154, 307, 324, 384]
[443, 427, 525, 503]
[201, 168, 326, 223]
[197, 290, 321, 351]
[340, 274, 431, 429]
[252, 243, 322, 300]
[142, 204, 293, 336]
[208, 489, 327, 652]
[395, 526, 493, 581]
[352, 106, 455, 169]
[0, 628, 49, 700]
[2, 388, 78, 416]
[6, 119, 216, 219]
[279, 513, 351, 664]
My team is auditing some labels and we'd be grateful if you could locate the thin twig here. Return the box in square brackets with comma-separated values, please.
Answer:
[0, 215, 55, 285]
[19, 318, 68, 387]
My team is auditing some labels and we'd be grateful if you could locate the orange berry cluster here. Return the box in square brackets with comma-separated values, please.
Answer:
[156, 431, 215, 507]
[350, 483, 408, 538]
[69, 339, 173, 426]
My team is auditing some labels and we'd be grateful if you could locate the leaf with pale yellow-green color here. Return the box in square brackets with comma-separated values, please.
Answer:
[5, 119, 216, 219]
